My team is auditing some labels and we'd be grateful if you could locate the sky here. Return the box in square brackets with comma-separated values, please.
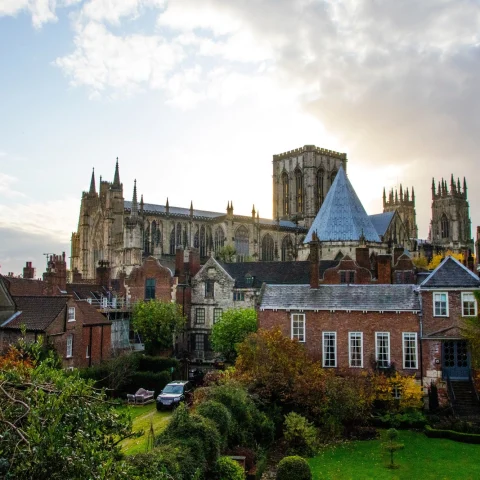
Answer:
[1, 0, 480, 277]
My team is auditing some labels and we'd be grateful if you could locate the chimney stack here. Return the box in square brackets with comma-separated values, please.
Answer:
[376, 255, 392, 284]
[23, 261, 35, 279]
[309, 232, 320, 289]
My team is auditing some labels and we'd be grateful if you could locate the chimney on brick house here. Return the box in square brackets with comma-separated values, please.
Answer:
[175, 247, 186, 283]
[43, 252, 67, 294]
[188, 248, 201, 278]
[309, 232, 320, 289]
[23, 261, 35, 279]
[355, 247, 370, 270]
[96, 260, 111, 289]
[377, 255, 392, 284]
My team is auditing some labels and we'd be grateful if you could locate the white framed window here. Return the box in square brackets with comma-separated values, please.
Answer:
[402, 332, 418, 369]
[433, 292, 448, 317]
[323, 332, 336, 367]
[349, 332, 363, 368]
[462, 292, 477, 317]
[375, 332, 390, 368]
[68, 307, 75, 322]
[66, 335, 73, 358]
[291, 313, 305, 342]
[86, 345, 90, 359]
[392, 384, 401, 399]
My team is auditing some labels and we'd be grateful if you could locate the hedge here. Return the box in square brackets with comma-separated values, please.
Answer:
[120, 370, 172, 397]
[424, 425, 480, 444]
[136, 355, 180, 373]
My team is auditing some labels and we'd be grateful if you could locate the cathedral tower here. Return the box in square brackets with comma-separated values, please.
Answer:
[430, 175, 472, 251]
[383, 184, 418, 239]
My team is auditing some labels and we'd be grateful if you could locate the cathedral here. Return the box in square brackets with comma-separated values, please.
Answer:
[70, 146, 473, 281]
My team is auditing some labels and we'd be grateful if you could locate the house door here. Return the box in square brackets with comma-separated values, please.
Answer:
[443, 340, 470, 380]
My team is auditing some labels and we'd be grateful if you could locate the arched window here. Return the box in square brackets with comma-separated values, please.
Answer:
[295, 168, 303, 213]
[282, 172, 289, 215]
[200, 225, 206, 257]
[235, 226, 249, 261]
[330, 170, 337, 186]
[214, 227, 225, 252]
[169, 227, 175, 255]
[176, 223, 182, 246]
[144, 223, 150, 255]
[316, 168, 324, 211]
[151, 221, 157, 248]
[441, 214, 449, 239]
[281, 235, 293, 261]
[261, 234, 275, 261]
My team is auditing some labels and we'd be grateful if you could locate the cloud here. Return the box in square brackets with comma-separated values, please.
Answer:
[81, 0, 165, 25]
[0, 173, 26, 198]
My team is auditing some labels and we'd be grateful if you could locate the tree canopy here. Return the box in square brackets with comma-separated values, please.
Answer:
[210, 308, 257, 362]
[132, 300, 186, 354]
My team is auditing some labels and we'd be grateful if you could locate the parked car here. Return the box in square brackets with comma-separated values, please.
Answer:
[156, 381, 193, 410]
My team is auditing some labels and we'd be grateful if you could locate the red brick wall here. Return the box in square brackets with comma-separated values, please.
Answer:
[322, 257, 373, 284]
[259, 309, 420, 376]
[421, 291, 464, 338]
[82, 324, 111, 368]
[127, 256, 173, 302]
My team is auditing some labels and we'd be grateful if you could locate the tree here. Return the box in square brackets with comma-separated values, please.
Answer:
[132, 300, 186, 354]
[216, 245, 237, 263]
[412, 255, 428, 269]
[428, 250, 463, 270]
[382, 428, 404, 469]
[0, 342, 133, 479]
[463, 291, 480, 378]
[210, 308, 257, 362]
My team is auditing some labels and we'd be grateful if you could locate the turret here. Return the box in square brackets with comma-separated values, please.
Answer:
[112, 157, 121, 190]
[190, 201, 194, 218]
[140, 194, 144, 214]
[252, 204, 256, 221]
[166, 197, 170, 215]
[432, 178, 436, 199]
[131, 180, 138, 216]
[89, 168, 96, 195]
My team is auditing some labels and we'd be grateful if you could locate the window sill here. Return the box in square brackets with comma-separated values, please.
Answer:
[67, 319, 76, 322]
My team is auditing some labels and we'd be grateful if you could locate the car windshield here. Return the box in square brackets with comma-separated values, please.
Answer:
[162, 385, 183, 394]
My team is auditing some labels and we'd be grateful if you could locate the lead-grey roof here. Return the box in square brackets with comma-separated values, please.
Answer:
[420, 256, 480, 289]
[369, 212, 395, 237]
[260, 284, 420, 311]
[304, 166, 381, 243]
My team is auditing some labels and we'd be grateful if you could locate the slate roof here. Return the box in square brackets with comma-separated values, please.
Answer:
[2, 276, 47, 296]
[221, 261, 338, 288]
[260, 284, 420, 311]
[420, 256, 480, 289]
[75, 300, 111, 326]
[304, 166, 381, 243]
[66, 283, 108, 300]
[369, 212, 395, 237]
[2, 296, 68, 331]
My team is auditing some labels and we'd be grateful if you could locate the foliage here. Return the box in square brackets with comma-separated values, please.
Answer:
[195, 400, 232, 446]
[224, 446, 256, 473]
[283, 412, 318, 457]
[132, 300, 186, 354]
[136, 355, 179, 373]
[376, 410, 426, 429]
[126, 445, 181, 479]
[428, 250, 463, 270]
[157, 404, 221, 473]
[123, 370, 172, 397]
[382, 428, 404, 469]
[276, 456, 312, 480]
[430, 417, 480, 435]
[425, 425, 480, 444]
[412, 255, 429, 269]
[0, 344, 133, 480]
[372, 372, 423, 412]
[463, 291, 480, 373]
[216, 245, 237, 263]
[210, 308, 258, 362]
[212, 456, 246, 480]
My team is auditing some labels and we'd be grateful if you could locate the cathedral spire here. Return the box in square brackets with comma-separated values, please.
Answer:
[450, 174, 455, 193]
[252, 204, 256, 219]
[140, 194, 144, 214]
[399, 184, 403, 201]
[457, 177, 461, 194]
[89, 168, 96, 195]
[131, 180, 138, 216]
[411, 186, 415, 203]
[382, 187, 386, 207]
[432, 178, 435, 198]
[113, 157, 121, 189]
[190, 201, 193, 217]
[166, 197, 170, 214]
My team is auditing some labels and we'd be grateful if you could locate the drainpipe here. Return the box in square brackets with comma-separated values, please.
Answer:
[417, 287, 424, 388]
[88, 326, 93, 367]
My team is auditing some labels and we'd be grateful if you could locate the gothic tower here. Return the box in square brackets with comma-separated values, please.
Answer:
[382, 184, 418, 239]
[272, 145, 347, 228]
[430, 175, 472, 252]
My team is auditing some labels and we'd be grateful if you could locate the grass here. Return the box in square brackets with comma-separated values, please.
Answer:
[118, 403, 171, 455]
[308, 429, 480, 480]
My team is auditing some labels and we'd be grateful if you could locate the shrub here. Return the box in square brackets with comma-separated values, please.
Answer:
[196, 400, 232, 446]
[127, 444, 182, 479]
[375, 410, 426, 429]
[276, 456, 312, 480]
[136, 355, 179, 373]
[225, 447, 256, 474]
[120, 370, 171, 397]
[349, 426, 379, 441]
[213, 456, 246, 480]
[425, 425, 480, 444]
[283, 413, 318, 457]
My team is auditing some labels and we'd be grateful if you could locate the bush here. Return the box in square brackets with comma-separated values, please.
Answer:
[349, 426, 379, 441]
[374, 410, 427, 429]
[127, 445, 182, 479]
[136, 355, 179, 373]
[196, 400, 232, 446]
[276, 456, 312, 480]
[225, 447, 256, 474]
[425, 425, 480, 444]
[283, 413, 318, 457]
[430, 417, 480, 434]
[213, 456, 246, 480]
[120, 370, 171, 397]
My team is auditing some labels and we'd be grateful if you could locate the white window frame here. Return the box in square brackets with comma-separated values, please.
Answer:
[86, 344, 90, 359]
[461, 292, 477, 317]
[66, 334, 73, 358]
[349, 332, 363, 368]
[322, 332, 337, 367]
[67, 307, 75, 322]
[291, 313, 305, 342]
[433, 292, 449, 317]
[402, 332, 418, 369]
[375, 332, 390, 368]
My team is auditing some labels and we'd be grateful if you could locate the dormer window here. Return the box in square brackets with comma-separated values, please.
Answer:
[68, 307, 75, 322]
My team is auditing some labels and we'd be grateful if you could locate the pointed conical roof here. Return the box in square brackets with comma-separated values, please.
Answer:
[304, 166, 380, 243]
[112, 157, 121, 189]
[131, 180, 138, 216]
[89, 168, 96, 195]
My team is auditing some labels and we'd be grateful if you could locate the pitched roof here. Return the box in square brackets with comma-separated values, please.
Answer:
[304, 166, 381, 243]
[221, 261, 338, 288]
[2, 296, 68, 331]
[369, 212, 395, 237]
[420, 256, 480, 289]
[66, 283, 107, 300]
[260, 284, 420, 311]
[75, 300, 111, 326]
[2, 276, 47, 296]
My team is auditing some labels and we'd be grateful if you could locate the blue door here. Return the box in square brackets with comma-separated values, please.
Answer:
[443, 340, 470, 380]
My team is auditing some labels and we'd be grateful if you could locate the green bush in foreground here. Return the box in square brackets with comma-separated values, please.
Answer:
[213, 456, 246, 480]
[283, 412, 318, 457]
[276, 456, 312, 480]
[196, 400, 232, 446]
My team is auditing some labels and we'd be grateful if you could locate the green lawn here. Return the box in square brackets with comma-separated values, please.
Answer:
[118, 403, 171, 455]
[309, 430, 480, 480]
